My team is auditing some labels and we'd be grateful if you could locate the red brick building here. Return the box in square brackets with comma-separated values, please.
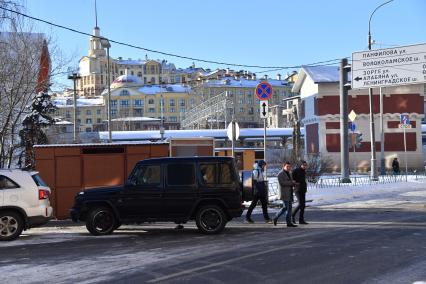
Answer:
[292, 66, 424, 171]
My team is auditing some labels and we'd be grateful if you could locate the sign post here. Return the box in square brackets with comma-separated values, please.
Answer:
[256, 82, 272, 180]
[399, 113, 411, 181]
[348, 110, 357, 174]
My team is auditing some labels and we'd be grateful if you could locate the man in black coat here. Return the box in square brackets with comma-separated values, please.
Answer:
[292, 160, 309, 224]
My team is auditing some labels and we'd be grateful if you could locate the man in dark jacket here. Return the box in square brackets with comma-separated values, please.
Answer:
[273, 161, 297, 227]
[292, 160, 309, 224]
[245, 160, 272, 223]
[392, 158, 400, 175]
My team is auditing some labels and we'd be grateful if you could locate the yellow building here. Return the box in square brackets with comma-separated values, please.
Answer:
[51, 96, 105, 133]
[104, 74, 195, 130]
[77, 26, 204, 97]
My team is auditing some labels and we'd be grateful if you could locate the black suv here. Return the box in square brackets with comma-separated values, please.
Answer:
[70, 157, 243, 235]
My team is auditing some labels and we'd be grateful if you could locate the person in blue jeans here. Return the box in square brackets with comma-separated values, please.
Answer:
[273, 161, 297, 227]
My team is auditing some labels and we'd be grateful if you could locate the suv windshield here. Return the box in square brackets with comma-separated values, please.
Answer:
[32, 174, 47, 187]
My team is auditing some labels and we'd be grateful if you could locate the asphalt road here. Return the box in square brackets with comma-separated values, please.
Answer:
[1, 205, 425, 284]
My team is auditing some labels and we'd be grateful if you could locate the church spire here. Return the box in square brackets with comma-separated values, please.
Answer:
[94, 0, 98, 28]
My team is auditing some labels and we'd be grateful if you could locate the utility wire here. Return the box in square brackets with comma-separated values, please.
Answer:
[0, 6, 350, 71]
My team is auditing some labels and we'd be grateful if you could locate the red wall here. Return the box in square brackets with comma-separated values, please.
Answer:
[317, 94, 424, 116]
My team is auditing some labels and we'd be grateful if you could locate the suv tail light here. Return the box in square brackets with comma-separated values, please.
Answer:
[39, 189, 49, 200]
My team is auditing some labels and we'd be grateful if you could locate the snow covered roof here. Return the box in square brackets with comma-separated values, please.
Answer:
[116, 59, 145, 65]
[99, 127, 304, 141]
[292, 65, 351, 93]
[53, 97, 104, 108]
[200, 78, 288, 88]
[112, 74, 143, 85]
[111, 117, 161, 122]
[138, 84, 191, 95]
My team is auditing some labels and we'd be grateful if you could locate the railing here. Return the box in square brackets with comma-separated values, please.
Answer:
[266, 171, 426, 196]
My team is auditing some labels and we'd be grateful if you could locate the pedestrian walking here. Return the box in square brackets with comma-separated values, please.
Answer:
[292, 160, 309, 225]
[392, 157, 400, 175]
[245, 160, 272, 223]
[273, 161, 297, 227]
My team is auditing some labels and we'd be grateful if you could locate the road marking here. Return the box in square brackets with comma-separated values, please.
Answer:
[147, 241, 310, 283]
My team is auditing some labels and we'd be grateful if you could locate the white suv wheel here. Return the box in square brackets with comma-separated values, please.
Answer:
[0, 212, 24, 241]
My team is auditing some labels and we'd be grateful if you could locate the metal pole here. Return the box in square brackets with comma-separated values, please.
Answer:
[231, 91, 236, 158]
[368, 87, 378, 180]
[263, 118, 267, 180]
[106, 46, 112, 143]
[68, 73, 81, 144]
[73, 77, 78, 144]
[340, 58, 350, 183]
[403, 125, 408, 182]
[160, 91, 164, 140]
[368, 0, 394, 180]
[380, 87, 385, 175]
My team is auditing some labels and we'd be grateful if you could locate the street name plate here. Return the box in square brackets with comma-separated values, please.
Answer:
[398, 124, 412, 129]
[352, 43, 426, 89]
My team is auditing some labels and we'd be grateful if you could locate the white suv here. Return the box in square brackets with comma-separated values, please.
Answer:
[0, 169, 53, 241]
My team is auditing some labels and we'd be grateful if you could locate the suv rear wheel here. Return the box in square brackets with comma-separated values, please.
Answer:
[86, 207, 116, 236]
[195, 205, 227, 234]
[0, 211, 24, 241]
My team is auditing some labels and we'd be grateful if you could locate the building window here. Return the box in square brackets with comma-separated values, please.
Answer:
[137, 72, 142, 77]
[120, 71, 123, 75]
[134, 99, 144, 107]
[179, 99, 185, 106]
[86, 118, 92, 124]
[134, 109, 143, 116]
[148, 108, 155, 113]
[120, 89, 130, 96]
[97, 109, 101, 115]
[169, 107, 175, 113]
[248, 107, 254, 115]
[144, 77, 147, 84]
[247, 99, 253, 105]
[97, 118, 102, 123]
[190, 98, 195, 107]
[169, 99, 175, 107]
[238, 99, 244, 104]
[169, 116, 177, 122]
[120, 100, 130, 108]
[111, 100, 117, 107]
[150, 77, 155, 84]
[239, 107, 244, 113]
[111, 109, 117, 117]
[86, 110, 91, 116]
[148, 99, 155, 104]
[180, 107, 185, 113]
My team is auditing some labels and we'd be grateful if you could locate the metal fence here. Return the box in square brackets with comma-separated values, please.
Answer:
[266, 171, 426, 196]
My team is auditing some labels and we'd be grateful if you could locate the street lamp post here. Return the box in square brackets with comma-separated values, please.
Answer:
[100, 37, 112, 143]
[367, 0, 394, 180]
[160, 82, 165, 140]
[68, 72, 81, 143]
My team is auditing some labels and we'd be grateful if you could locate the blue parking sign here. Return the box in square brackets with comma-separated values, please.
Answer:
[400, 113, 410, 125]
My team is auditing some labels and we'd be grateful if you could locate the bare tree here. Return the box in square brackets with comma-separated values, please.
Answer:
[0, 0, 72, 168]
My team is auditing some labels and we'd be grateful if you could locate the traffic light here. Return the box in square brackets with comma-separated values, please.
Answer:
[355, 133, 363, 148]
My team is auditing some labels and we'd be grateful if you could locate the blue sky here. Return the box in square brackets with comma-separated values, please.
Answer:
[23, 0, 426, 89]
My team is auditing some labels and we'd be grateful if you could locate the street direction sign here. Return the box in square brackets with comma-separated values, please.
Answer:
[348, 110, 357, 122]
[351, 43, 426, 89]
[349, 122, 356, 132]
[227, 121, 240, 140]
[400, 113, 410, 125]
[259, 100, 269, 119]
[255, 82, 273, 100]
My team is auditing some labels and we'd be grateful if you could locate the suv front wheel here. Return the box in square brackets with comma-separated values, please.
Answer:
[86, 206, 117, 236]
[0, 211, 24, 241]
[196, 205, 227, 234]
